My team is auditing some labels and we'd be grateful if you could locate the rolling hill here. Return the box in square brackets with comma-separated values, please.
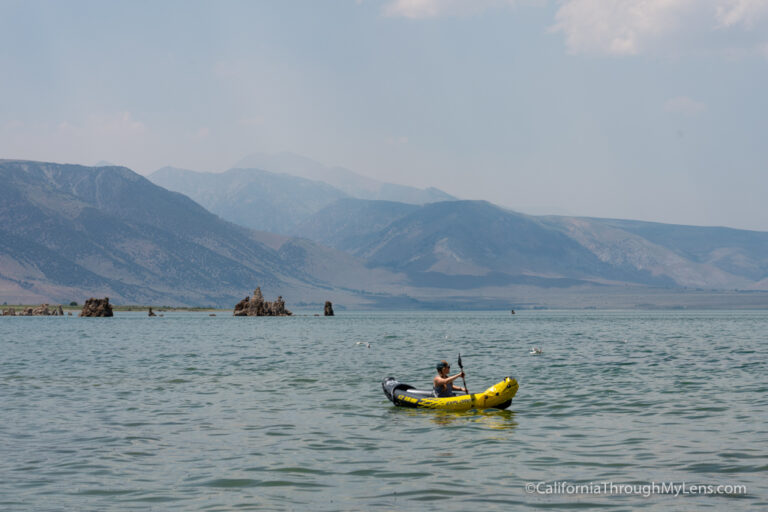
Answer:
[292, 198, 419, 251]
[296, 198, 768, 291]
[542, 216, 768, 289]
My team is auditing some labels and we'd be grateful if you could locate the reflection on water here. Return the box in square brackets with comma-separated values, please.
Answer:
[390, 407, 519, 430]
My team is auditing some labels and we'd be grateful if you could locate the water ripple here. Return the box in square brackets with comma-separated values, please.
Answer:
[1, 310, 766, 510]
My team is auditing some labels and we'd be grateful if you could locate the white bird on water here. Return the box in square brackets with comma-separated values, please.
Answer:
[529, 346, 543, 355]
[356, 341, 371, 348]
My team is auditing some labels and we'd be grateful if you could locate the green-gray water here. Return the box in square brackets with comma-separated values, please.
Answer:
[1, 311, 766, 510]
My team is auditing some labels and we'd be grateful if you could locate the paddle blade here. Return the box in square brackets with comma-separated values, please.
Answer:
[457, 352, 469, 394]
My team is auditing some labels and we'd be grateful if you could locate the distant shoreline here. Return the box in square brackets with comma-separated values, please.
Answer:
[1, 304, 226, 313]
[4, 303, 768, 313]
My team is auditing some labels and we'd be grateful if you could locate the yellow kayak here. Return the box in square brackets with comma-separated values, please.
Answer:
[382, 376, 518, 411]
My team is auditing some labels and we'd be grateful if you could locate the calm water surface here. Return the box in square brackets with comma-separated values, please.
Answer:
[1, 310, 766, 511]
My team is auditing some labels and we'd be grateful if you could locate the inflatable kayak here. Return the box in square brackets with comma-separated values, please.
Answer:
[382, 376, 518, 411]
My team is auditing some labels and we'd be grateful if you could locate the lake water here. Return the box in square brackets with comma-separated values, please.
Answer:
[1, 310, 766, 511]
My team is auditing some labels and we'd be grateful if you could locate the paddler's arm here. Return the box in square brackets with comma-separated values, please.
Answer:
[452, 371, 466, 392]
[434, 371, 465, 388]
[452, 372, 467, 392]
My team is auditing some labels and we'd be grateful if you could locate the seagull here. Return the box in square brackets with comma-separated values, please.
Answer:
[529, 346, 543, 355]
[356, 341, 371, 348]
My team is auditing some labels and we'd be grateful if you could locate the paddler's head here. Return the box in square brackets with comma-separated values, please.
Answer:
[436, 360, 450, 376]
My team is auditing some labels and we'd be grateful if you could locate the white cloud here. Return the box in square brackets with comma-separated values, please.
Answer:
[664, 96, 706, 115]
[551, 0, 768, 56]
[716, 0, 768, 28]
[383, 0, 768, 57]
[551, 0, 696, 56]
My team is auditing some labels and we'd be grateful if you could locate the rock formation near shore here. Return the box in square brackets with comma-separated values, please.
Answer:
[3, 304, 65, 316]
[233, 287, 292, 316]
[324, 301, 334, 316]
[79, 297, 114, 317]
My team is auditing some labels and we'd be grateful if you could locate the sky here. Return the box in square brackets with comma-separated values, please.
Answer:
[1, 0, 767, 230]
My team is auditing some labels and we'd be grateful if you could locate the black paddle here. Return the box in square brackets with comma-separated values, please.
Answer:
[458, 352, 469, 395]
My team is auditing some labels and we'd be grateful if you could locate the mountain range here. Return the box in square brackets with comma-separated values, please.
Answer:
[2, 158, 767, 309]
[0, 160, 405, 306]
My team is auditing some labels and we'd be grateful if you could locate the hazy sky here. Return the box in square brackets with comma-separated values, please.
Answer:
[2, 0, 767, 230]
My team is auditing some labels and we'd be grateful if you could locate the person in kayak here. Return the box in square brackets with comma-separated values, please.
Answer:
[433, 360, 467, 397]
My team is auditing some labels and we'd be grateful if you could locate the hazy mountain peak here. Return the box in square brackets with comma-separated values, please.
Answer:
[234, 152, 455, 205]
[149, 164, 349, 234]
